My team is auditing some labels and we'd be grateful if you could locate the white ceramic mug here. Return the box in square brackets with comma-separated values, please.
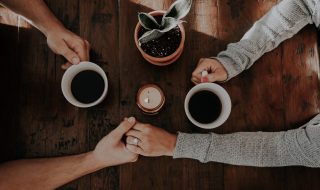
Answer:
[184, 83, 231, 129]
[61, 61, 108, 108]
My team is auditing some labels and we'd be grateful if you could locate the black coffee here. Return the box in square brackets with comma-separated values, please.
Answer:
[188, 90, 222, 124]
[71, 70, 105, 104]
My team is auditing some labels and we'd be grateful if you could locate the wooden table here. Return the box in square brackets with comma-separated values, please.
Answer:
[1, 0, 320, 189]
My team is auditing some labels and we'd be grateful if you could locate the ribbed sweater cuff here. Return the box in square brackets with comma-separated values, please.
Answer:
[173, 132, 212, 162]
[214, 56, 242, 81]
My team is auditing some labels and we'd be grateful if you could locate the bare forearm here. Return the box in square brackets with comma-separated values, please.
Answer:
[0, 0, 64, 35]
[0, 152, 105, 190]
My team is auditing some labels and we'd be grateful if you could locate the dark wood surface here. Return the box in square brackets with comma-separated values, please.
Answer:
[1, 0, 320, 189]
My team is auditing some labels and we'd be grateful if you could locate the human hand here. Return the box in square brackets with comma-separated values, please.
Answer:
[191, 58, 228, 84]
[92, 117, 139, 167]
[125, 123, 177, 157]
[46, 28, 90, 70]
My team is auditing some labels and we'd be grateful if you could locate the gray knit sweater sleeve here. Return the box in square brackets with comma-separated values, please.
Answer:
[173, 114, 320, 167]
[215, 0, 318, 80]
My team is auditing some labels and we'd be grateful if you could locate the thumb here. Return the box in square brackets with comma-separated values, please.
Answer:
[58, 45, 80, 65]
[110, 117, 136, 141]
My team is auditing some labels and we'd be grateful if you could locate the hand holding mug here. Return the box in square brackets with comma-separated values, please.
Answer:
[46, 28, 90, 70]
[191, 58, 228, 84]
[125, 123, 177, 157]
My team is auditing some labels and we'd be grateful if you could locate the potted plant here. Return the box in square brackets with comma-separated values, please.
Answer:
[134, 0, 192, 66]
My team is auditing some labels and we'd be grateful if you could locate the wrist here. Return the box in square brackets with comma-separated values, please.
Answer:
[43, 24, 66, 37]
[165, 134, 177, 156]
[84, 151, 108, 170]
[35, 18, 66, 37]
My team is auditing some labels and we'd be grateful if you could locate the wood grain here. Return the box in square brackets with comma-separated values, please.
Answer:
[217, 1, 287, 189]
[79, 0, 120, 189]
[17, 0, 88, 189]
[282, 25, 320, 190]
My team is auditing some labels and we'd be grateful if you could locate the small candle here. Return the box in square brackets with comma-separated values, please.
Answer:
[136, 84, 165, 114]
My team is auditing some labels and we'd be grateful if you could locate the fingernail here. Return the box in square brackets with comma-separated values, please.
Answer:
[61, 65, 67, 70]
[132, 156, 138, 162]
[72, 57, 80, 64]
[128, 117, 135, 123]
[201, 76, 208, 83]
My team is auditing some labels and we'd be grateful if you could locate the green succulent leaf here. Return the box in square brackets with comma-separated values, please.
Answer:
[137, 0, 192, 43]
[138, 12, 161, 30]
[163, 0, 192, 20]
[161, 17, 181, 32]
[138, 29, 164, 44]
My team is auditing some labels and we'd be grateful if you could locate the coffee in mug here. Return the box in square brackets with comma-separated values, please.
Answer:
[184, 83, 231, 129]
[61, 62, 108, 108]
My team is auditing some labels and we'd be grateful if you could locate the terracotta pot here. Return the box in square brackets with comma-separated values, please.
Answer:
[134, 10, 186, 66]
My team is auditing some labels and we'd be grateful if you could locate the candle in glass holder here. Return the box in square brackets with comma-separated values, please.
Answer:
[136, 84, 165, 114]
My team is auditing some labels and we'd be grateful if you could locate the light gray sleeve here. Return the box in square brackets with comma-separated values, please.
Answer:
[173, 114, 320, 167]
[216, 0, 316, 80]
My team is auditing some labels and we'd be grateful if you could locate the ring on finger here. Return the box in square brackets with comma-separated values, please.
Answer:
[133, 137, 140, 146]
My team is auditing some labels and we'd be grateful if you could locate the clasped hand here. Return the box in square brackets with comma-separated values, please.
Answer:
[92, 117, 178, 167]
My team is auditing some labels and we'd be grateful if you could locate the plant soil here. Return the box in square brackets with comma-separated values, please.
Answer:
[138, 16, 182, 58]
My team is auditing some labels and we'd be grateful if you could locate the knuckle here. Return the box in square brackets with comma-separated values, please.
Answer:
[132, 146, 139, 152]
[197, 62, 204, 67]
[77, 39, 86, 47]
[199, 58, 207, 64]
[131, 155, 138, 162]
[85, 40, 90, 47]
[60, 50, 70, 57]
[212, 60, 219, 65]
[128, 145, 135, 151]
[147, 124, 153, 128]
[139, 136, 146, 142]
[222, 71, 227, 77]
[80, 40, 86, 47]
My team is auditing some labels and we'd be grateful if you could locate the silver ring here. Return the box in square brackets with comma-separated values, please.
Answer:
[133, 137, 139, 146]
